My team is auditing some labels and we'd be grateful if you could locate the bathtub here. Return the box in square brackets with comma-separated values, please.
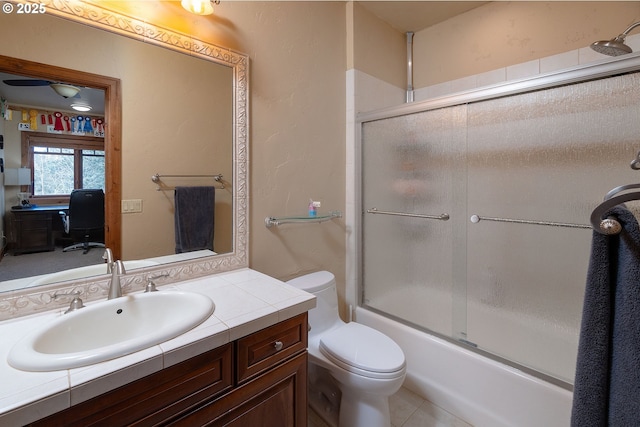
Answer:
[355, 307, 573, 427]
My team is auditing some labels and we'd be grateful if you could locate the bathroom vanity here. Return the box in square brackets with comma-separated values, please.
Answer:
[0, 269, 315, 426]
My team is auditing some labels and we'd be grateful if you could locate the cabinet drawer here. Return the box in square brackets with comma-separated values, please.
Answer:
[236, 313, 307, 383]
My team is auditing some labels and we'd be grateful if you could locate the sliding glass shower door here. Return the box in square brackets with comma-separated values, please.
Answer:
[360, 72, 640, 383]
[361, 105, 468, 339]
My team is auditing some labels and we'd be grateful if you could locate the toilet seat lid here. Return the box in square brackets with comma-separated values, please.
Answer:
[319, 322, 405, 374]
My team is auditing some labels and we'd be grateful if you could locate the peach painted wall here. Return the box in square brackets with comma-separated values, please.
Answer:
[351, 2, 640, 91]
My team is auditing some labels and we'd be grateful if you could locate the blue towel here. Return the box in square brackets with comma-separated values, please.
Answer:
[174, 186, 215, 253]
[571, 206, 640, 426]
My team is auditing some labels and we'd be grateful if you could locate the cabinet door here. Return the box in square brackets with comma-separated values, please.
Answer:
[170, 352, 308, 427]
[27, 344, 233, 427]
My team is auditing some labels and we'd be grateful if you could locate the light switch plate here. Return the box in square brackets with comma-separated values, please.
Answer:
[121, 199, 143, 213]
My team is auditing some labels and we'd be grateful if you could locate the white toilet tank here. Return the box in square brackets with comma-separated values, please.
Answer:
[287, 271, 342, 335]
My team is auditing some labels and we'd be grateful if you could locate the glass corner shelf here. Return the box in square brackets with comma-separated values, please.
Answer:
[264, 210, 342, 228]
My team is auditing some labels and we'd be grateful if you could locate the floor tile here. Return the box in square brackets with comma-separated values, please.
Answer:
[308, 386, 472, 427]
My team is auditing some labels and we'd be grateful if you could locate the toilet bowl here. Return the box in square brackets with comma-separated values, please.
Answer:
[287, 271, 406, 427]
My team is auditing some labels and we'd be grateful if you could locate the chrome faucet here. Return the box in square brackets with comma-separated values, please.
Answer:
[108, 260, 126, 300]
[103, 248, 114, 274]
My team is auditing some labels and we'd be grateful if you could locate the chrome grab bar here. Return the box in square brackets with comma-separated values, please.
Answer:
[366, 208, 449, 221]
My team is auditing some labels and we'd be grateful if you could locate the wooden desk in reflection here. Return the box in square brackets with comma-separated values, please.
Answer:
[7, 205, 68, 255]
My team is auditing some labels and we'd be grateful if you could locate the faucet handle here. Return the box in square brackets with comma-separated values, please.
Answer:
[65, 296, 85, 314]
[145, 273, 169, 293]
[53, 290, 81, 299]
[53, 291, 85, 314]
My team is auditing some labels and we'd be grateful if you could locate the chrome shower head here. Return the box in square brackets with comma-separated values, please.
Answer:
[590, 36, 632, 56]
[590, 22, 640, 57]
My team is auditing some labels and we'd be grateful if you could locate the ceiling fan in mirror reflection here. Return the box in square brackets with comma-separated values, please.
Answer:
[3, 79, 81, 98]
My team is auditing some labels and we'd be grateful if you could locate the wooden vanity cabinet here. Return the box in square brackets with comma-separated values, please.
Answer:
[27, 313, 308, 427]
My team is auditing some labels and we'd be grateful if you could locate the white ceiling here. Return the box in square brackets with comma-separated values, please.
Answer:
[0, 72, 105, 116]
[357, 1, 489, 33]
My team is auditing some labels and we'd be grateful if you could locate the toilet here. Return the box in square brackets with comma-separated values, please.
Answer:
[287, 271, 406, 427]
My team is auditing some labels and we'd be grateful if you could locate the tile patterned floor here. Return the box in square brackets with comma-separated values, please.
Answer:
[308, 386, 473, 427]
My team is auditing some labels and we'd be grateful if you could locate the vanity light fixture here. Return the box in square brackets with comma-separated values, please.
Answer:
[71, 103, 92, 112]
[49, 83, 81, 98]
[181, 0, 219, 15]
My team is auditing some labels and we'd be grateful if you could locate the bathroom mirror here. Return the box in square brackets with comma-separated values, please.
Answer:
[0, 0, 248, 317]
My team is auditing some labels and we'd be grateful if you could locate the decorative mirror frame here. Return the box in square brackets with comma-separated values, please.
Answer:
[0, 0, 249, 320]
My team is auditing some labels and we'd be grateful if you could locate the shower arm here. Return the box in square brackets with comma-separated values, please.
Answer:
[614, 22, 640, 41]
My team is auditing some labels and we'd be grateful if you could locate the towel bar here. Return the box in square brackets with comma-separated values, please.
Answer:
[590, 183, 640, 235]
[151, 173, 224, 190]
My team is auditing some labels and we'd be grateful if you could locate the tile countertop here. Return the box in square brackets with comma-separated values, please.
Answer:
[0, 268, 316, 426]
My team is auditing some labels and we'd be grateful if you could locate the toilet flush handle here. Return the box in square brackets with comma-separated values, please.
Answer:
[273, 341, 284, 351]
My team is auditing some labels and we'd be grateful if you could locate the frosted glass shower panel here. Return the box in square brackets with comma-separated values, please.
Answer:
[465, 73, 640, 382]
[361, 106, 467, 336]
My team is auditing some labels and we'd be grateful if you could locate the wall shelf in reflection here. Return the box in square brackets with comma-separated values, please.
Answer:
[264, 211, 342, 228]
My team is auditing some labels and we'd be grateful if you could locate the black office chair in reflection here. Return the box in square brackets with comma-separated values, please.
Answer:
[59, 189, 105, 254]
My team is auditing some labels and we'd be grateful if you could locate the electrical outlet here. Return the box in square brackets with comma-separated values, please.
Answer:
[121, 199, 143, 213]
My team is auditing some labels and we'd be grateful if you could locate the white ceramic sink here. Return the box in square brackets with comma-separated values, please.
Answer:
[29, 260, 159, 286]
[8, 291, 214, 372]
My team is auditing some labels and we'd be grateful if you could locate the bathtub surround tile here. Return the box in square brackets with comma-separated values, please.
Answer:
[476, 68, 506, 88]
[506, 59, 540, 80]
[346, 69, 356, 117]
[578, 46, 606, 64]
[449, 74, 477, 94]
[540, 50, 579, 74]
[626, 33, 640, 53]
[415, 80, 452, 101]
[354, 70, 405, 113]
